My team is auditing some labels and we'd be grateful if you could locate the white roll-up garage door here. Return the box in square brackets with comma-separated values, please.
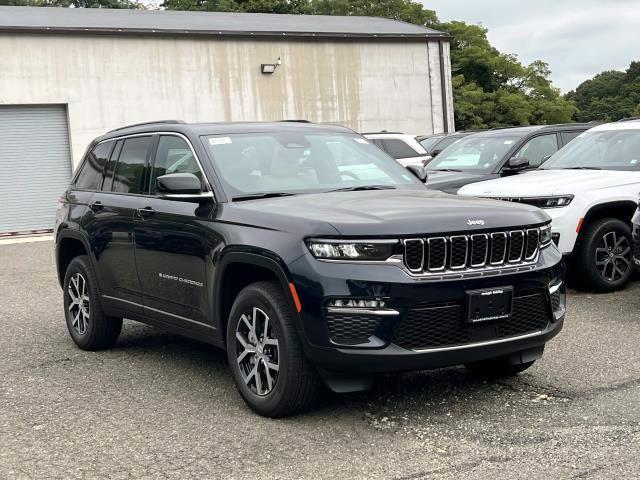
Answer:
[0, 105, 73, 235]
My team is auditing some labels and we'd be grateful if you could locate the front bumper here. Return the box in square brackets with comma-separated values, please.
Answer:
[290, 245, 566, 374]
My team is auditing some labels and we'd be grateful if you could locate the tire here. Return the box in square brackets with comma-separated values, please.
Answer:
[226, 281, 321, 417]
[465, 357, 535, 377]
[63, 255, 122, 351]
[574, 218, 634, 292]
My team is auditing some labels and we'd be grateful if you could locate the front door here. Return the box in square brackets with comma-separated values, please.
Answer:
[133, 134, 213, 327]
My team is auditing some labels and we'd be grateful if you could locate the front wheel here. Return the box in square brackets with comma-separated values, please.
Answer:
[226, 281, 321, 417]
[574, 218, 634, 292]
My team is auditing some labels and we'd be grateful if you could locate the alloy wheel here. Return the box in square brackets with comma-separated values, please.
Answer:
[595, 231, 632, 282]
[67, 272, 90, 335]
[235, 307, 280, 396]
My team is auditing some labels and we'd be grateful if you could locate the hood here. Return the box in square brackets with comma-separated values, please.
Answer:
[426, 170, 491, 192]
[459, 169, 640, 197]
[221, 189, 549, 237]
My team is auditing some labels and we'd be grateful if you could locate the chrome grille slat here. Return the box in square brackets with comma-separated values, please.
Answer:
[490, 232, 508, 265]
[403, 239, 424, 272]
[427, 237, 447, 271]
[403, 228, 541, 276]
[508, 230, 525, 263]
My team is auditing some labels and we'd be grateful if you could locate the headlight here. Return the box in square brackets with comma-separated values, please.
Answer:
[532, 195, 574, 208]
[307, 239, 397, 260]
[540, 224, 552, 247]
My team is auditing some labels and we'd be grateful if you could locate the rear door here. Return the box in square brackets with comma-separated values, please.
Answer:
[85, 135, 154, 309]
[133, 134, 213, 327]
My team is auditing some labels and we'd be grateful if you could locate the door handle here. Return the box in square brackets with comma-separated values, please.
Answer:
[136, 206, 155, 217]
[89, 201, 103, 212]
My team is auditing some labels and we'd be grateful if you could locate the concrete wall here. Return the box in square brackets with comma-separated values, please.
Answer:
[0, 33, 454, 166]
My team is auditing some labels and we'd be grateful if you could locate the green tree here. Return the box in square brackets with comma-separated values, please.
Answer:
[567, 61, 640, 122]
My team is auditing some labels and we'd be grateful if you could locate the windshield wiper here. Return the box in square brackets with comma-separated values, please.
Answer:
[430, 168, 463, 172]
[328, 185, 397, 193]
[232, 192, 297, 201]
[560, 166, 602, 170]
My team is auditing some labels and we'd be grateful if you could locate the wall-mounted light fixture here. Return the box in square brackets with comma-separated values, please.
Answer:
[261, 57, 282, 75]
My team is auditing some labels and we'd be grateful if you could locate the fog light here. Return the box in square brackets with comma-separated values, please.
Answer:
[329, 299, 386, 309]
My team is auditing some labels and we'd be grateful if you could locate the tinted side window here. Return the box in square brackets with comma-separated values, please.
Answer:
[112, 136, 152, 194]
[561, 131, 582, 146]
[150, 136, 203, 194]
[102, 140, 123, 192]
[381, 139, 419, 159]
[513, 134, 559, 167]
[75, 141, 113, 190]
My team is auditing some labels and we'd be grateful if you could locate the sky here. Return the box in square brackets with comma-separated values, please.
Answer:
[421, 0, 640, 92]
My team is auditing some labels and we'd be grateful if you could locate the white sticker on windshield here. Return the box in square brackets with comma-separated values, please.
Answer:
[503, 140, 513, 145]
[209, 137, 232, 145]
[355, 138, 369, 144]
[631, 159, 638, 165]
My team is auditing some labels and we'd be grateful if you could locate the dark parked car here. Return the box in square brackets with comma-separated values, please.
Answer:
[55, 120, 566, 417]
[417, 131, 477, 160]
[425, 123, 595, 194]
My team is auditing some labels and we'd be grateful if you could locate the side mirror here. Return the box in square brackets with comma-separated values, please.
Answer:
[406, 164, 428, 182]
[505, 157, 530, 172]
[157, 173, 204, 196]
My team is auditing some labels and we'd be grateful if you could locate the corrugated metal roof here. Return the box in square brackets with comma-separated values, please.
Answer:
[0, 6, 449, 39]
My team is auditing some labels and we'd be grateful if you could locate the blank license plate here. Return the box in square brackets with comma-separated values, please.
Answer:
[466, 287, 513, 323]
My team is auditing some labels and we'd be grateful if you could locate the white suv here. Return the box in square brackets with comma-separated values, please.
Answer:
[459, 120, 640, 292]
[363, 132, 429, 167]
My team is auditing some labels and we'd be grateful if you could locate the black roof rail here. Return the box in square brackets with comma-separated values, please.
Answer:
[617, 116, 640, 122]
[107, 120, 185, 133]
[279, 119, 312, 123]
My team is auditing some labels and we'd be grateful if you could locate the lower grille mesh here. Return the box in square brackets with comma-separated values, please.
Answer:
[326, 312, 381, 345]
[393, 291, 551, 350]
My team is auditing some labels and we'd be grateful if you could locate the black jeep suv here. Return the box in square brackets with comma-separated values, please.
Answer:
[55, 120, 566, 417]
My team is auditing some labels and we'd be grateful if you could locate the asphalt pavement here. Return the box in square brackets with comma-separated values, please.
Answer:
[1, 241, 639, 479]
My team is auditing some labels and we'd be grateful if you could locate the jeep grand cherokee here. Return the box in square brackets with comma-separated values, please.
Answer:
[55, 120, 566, 417]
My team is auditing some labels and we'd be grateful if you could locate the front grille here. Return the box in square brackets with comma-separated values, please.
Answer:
[403, 227, 542, 275]
[326, 312, 380, 345]
[393, 291, 551, 350]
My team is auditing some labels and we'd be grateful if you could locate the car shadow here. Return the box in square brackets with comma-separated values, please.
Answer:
[107, 321, 547, 420]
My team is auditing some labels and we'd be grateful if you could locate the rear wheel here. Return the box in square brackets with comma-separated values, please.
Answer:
[226, 281, 320, 417]
[575, 218, 633, 292]
[63, 255, 122, 350]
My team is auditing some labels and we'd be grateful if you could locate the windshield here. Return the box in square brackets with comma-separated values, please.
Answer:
[427, 135, 518, 173]
[541, 129, 640, 171]
[203, 132, 422, 198]
[431, 135, 466, 152]
[419, 136, 443, 151]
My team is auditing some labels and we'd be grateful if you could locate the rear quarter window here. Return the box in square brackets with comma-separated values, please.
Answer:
[75, 141, 114, 191]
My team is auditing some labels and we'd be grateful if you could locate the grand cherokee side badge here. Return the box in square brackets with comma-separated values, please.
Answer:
[467, 219, 486, 226]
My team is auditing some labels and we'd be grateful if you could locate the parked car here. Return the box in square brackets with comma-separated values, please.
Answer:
[425, 123, 595, 194]
[417, 131, 477, 161]
[55, 120, 565, 417]
[631, 202, 640, 271]
[459, 119, 640, 292]
[363, 131, 429, 166]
